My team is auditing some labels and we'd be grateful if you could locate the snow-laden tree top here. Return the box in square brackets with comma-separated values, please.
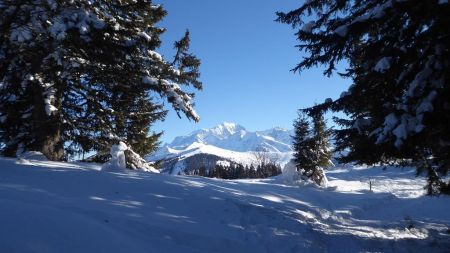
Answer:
[0, 0, 203, 162]
[1, 0, 201, 121]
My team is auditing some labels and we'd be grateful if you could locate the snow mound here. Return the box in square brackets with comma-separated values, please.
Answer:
[102, 142, 159, 173]
[102, 142, 128, 172]
[18, 151, 49, 161]
[281, 160, 301, 184]
[280, 160, 329, 187]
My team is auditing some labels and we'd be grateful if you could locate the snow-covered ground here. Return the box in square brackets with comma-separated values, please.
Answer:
[0, 156, 449, 253]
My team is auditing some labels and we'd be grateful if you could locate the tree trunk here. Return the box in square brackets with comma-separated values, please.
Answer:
[28, 85, 65, 161]
[32, 124, 64, 161]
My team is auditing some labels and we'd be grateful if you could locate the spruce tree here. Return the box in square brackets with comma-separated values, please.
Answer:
[278, 0, 450, 194]
[292, 111, 314, 171]
[0, 1, 202, 168]
[311, 113, 333, 169]
[0, 1, 65, 160]
[292, 111, 331, 186]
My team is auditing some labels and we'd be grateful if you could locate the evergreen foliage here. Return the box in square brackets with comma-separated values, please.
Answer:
[0, 0, 202, 168]
[311, 113, 333, 168]
[278, 0, 450, 194]
[186, 162, 282, 180]
[292, 111, 332, 186]
[292, 111, 314, 171]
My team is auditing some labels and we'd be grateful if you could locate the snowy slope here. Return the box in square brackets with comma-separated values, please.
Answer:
[148, 122, 294, 174]
[0, 156, 449, 253]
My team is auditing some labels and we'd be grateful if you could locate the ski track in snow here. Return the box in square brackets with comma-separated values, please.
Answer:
[0, 157, 449, 253]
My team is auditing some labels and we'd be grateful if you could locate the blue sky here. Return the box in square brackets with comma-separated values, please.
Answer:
[153, 0, 350, 143]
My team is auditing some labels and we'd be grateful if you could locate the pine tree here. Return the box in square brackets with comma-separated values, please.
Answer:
[0, 1, 202, 169]
[292, 111, 314, 171]
[309, 112, 332, 186]
[278, 0, 450, 194]
[311, 113, 333, 169]
[0, 1, 66, 160]
[292, 111, 331, 186]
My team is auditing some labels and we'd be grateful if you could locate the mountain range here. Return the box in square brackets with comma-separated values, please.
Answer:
[148, 122, 294, 174]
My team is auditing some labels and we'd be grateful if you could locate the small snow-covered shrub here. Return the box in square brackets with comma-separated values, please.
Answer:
[282, 160, 328, 187]
[306, 167, 328, 187]
[102, 142, 159, 173]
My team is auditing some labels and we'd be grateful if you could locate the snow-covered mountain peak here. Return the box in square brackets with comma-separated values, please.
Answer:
[166, 123, 293, 153]
[207, 122, 246, 137]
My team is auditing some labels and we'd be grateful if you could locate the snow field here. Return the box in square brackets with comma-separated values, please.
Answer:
[0, 157, 449, 252]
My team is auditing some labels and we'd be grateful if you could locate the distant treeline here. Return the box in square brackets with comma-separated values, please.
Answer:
[183, 162, 282, 180]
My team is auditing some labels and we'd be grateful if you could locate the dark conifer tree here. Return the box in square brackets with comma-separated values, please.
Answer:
[292, 111, 331, 186]
[311, 113, 333, 169]
[278, 0, 450, 194]
[292, 111, 315, 171]
[0, 1, 202, 169]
